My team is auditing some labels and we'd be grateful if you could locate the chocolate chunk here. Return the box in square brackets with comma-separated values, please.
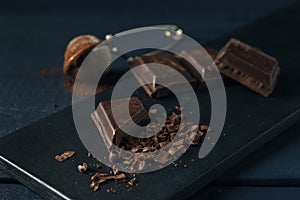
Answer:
[91, 97, 148, 149]
[128, 52, 198, 98]
[215, 38, 280, 97]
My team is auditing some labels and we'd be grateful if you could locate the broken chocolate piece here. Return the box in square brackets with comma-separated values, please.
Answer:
[128, 52, 198, 98]
[91, 97, 148, 149]
[55, 151, 75, 162]
[215, 38, 280, 97]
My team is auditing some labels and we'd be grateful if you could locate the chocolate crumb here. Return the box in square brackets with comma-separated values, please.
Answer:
[77, 162, 88, 173]
[95, 164, 102, 169]
[112, 167, 119, 175]
[87, 152, 92, 157]
[55, 151, 75, 162]
[52, 104, 58, 108]
[200, 125, 211, 131]
[172, 162, 178, 167]
[128, 178, 137, 186]
[107, 188, 117, 193]
[175, 106, 183, 111]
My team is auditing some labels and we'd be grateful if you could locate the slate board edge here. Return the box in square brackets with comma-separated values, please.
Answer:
[0, 109, 299, 200]
[0, 155, 69, 200]
[171, 109, 300, 200]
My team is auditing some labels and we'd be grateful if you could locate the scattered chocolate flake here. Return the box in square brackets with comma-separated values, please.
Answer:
[175, 106, 183, 111]
[33, 67, 62, 77]
[52, 103, 58, 108]
[90, 172, 127, 192]
[113, 173, 127, 183]
[77, 162, 88, 173]
[55, 151, 75, 162]
[191, 125, 211, 146]
[172, 162, 179, 167]
[128, 178, 137, 186]
[106, 188, 117, 193]
[200, 125, 211, 131]
[191, 130, 204, 145]
[87, 152, 92, 157]
[95, 164, 102, 169]
[112, 167, 119, 175]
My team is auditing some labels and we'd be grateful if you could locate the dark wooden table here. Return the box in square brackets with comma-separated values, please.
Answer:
[0, 0, 299, 199]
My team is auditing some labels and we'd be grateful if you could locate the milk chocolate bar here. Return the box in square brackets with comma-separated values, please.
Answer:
[215, 38, 280, 97]
[91, 97, 148, 149]
[128, 52, 199, 98]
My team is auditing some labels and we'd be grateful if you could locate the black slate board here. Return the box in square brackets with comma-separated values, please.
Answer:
[1, 4, 300, 200]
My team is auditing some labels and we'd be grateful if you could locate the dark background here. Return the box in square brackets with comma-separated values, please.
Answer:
[0, 0, 299, 199]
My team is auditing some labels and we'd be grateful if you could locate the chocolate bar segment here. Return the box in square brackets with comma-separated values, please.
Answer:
[175, 47, 219, 85]
[215, 38, 280, 97]
[91, 97, 148, 149]
[128, 52, 199, 98]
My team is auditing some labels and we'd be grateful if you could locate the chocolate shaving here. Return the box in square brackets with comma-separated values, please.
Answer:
[128, 177, 137, 186]
[95, 164, 102, 169]
[90, 172, 127, 192]
[55, 151, 75, 162]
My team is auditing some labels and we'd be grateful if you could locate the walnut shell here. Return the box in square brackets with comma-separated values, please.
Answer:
[63, 35, 101, 75]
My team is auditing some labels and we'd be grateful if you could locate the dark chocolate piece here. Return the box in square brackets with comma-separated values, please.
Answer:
[215, 38, 280, 97]
[91, 97, 148, 149]
[128, 52, 198, 98]
[175, 47, 219, 86]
